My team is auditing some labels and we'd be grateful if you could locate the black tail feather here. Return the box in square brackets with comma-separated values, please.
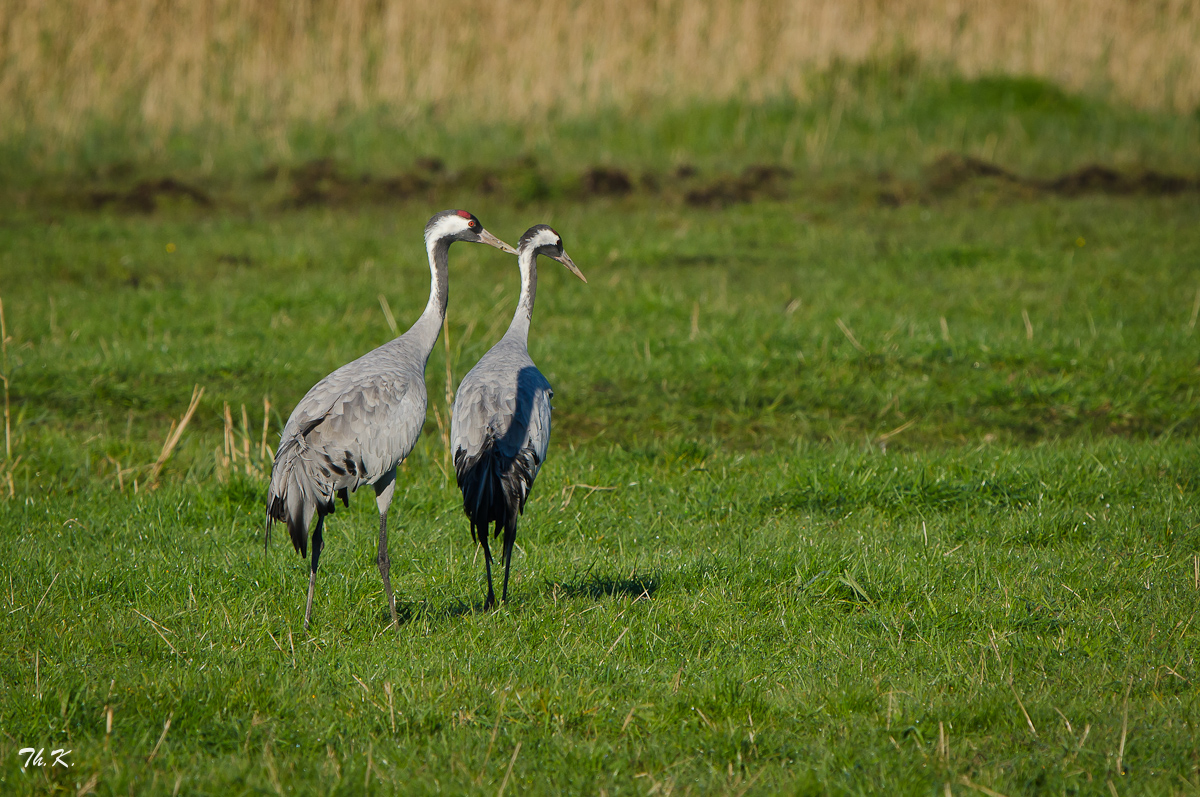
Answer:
[454, 441, 538, 538]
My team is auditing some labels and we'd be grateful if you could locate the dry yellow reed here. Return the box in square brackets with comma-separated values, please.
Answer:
[217, 395, 274, 481]
[431, 404, 451, 484]
[223, 402, 235, 470]
[0, 293, 10, 462]
[148, 384, 204, 486]
[3, 0, 1198, 146]
[240, 403, 251, 474]
[260, 395, 272, 462]
[2, 454, 21, 497]
[378, 294, 398, 336]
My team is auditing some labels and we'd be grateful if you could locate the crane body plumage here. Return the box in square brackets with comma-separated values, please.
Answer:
[266, 210, 515, 630]
[269, 336, 427, 554]
[451, 224, 586, 608]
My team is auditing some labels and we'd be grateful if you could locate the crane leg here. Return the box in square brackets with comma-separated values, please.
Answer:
[501, 520, 517, 603]
[375, 475, 400, 632]
[304, 515, 325, 631]
[480, 526, 497, 610]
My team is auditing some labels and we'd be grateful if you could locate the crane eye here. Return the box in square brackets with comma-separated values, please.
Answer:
[468, 220, 477, 228]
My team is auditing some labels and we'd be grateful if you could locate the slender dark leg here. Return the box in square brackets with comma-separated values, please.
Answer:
[304, 514, 325, 631]
[375, 474, 399, 631]
[480, 525, 496, 610]
[501, 520, 517, 603]
[377, 512, 400, 630]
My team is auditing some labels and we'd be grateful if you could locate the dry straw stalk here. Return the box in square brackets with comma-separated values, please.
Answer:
[149, 384, 205, 486]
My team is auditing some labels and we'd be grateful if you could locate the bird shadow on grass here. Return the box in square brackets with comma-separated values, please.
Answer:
[392, 593, 531, 627]
[388, 570, 661, 628]
[390, 598, 474, 627]
[545, 569, 660, 601]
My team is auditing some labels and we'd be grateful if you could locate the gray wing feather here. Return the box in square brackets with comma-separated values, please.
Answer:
[267, 346, 427, 555]
[451, 361, 551, 469]
[450, 347, 552, 530]
[302, 374, 425, 485]
[283, 365, 426, 485]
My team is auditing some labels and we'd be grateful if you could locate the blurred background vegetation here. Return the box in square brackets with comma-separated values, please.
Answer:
[3, 0, 1200, 179]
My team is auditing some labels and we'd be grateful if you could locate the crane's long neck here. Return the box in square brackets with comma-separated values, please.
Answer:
[406, 236, 450, 361]
[502, 247, 537, 345]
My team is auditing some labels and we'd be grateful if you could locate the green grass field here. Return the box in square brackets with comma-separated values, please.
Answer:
[2, 73, 1200, 795]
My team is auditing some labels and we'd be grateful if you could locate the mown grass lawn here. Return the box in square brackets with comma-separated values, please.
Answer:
[2, 80, 1200, 795]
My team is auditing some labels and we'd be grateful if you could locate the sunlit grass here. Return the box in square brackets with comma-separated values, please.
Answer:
[1, 84, 1199, 794]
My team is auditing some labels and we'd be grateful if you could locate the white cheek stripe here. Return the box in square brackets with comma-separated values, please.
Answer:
[427, 214, 472, 244]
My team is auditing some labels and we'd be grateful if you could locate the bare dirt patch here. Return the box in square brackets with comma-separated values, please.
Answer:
[87, 178, 213, 213]
[923, 154, 1199, 198]
[53, 154, 1200, 215]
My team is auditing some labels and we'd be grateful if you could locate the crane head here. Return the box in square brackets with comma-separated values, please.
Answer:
[425, 210, 517, 253]
[518, 224, 587, 283]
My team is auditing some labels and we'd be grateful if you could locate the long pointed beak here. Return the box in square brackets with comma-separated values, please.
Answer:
[479, 229, 517, 254]
[553, 251, 587, 283]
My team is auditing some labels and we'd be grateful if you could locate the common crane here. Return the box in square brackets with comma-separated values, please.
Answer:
[450, 225, 586, 609]
[267, 210, 516, 630]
